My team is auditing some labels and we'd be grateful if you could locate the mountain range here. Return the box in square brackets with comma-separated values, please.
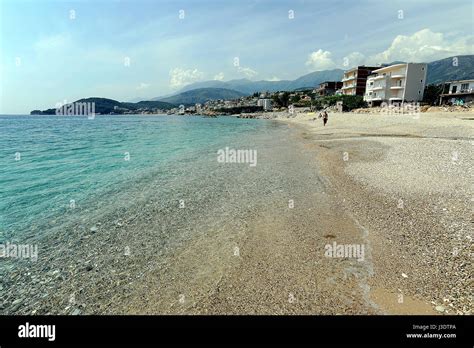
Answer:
[169, 68, 345, 96]
[157, 88, 246, 106]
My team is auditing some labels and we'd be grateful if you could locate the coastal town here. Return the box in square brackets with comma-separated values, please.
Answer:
[163, 61, 474, 117]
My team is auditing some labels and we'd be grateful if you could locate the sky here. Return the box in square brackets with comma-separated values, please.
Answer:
[0, 0, 473, 114]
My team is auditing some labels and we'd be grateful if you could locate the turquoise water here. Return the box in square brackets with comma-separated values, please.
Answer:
[0, 115, 277, 242]
[1, 114, 329, 314]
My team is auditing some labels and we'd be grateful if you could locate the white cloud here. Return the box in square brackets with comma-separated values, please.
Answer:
[367, 28, 473, 64]
[213, 72, 225, 81]
[136, 82, 150, 90]
[305, 49, 336, 71]
[342, 52, 366, 68]
[169, 68, 204, 89]
[237, 66, 258, 78]
[341, 29, 473, 68]
[267, 76, 281, 81]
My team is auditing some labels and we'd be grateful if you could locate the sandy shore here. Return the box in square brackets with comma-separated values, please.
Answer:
[271, 111, 473, 314]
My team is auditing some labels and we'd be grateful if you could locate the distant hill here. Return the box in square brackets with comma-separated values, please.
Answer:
[121, 100, 176, 110]
[168, 69, 345, 96]
[426, 55, 474, 84]
[31, 97, 175, 115]
[157, 88, 247, 106]
[286, 69, 345, 90]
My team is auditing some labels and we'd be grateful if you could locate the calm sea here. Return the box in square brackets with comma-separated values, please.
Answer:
[0, 115, 293, 243]
[0, 114, 330, 314]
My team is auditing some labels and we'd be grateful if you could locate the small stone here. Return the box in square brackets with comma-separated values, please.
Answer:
[12, 299, 23, 305]
[90, 226, 98, 233]
[85, 265, 93, 272]
[401, 273, 408, 278]
[71, 308, 81, 315]
[435, 305, 445, 312]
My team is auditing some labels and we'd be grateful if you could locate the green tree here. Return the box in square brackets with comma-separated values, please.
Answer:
[290, 95, 301, 104]
[423, 84, 446, 105]
[272, 94, 283, 108]
[281, 92, 290, 107]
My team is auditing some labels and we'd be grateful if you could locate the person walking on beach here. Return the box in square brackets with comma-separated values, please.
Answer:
[319, 110, 329, 126]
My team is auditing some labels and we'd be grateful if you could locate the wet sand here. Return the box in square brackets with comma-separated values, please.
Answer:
[124, 127, 380, 315]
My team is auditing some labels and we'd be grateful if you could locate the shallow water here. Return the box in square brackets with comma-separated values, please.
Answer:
[0, 115, 284, 242]
[1, 114, 334, 314]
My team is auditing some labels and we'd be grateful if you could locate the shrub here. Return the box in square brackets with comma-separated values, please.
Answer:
[313, 95, 366, 111]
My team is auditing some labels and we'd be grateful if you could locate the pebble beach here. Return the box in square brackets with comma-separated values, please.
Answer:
[274, 110, 473, 315]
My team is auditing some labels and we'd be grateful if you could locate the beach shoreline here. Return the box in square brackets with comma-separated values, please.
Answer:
[1, 112, 472, 315]
[273, 111, 473, 315]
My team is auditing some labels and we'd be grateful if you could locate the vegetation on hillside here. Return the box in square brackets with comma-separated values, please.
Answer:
[214, 105, 263, 115]
[159, 88, 246, 106]
[311, 95, 366, 111]
[272, 92, 291, 108]
[31, 98, 175, 115]
[426, 55, 474, 84]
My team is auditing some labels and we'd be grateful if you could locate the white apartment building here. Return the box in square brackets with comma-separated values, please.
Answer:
[364, 63, 427, 106]
[439, 79, 474, 105]
[257, 98, 272, 111]
[341, 66, 379, 96]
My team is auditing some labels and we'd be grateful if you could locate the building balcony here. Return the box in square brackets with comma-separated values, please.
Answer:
[441, 90, 474, 97]
[390, 86, 404, 90]
[371, 86, 384, 91]
[447, 88, 474, 94]
[373, 75, 385, 80]
[342, 75, 357, 82]
[391, 74, 405, 79]
[341, 85, 357, 90]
